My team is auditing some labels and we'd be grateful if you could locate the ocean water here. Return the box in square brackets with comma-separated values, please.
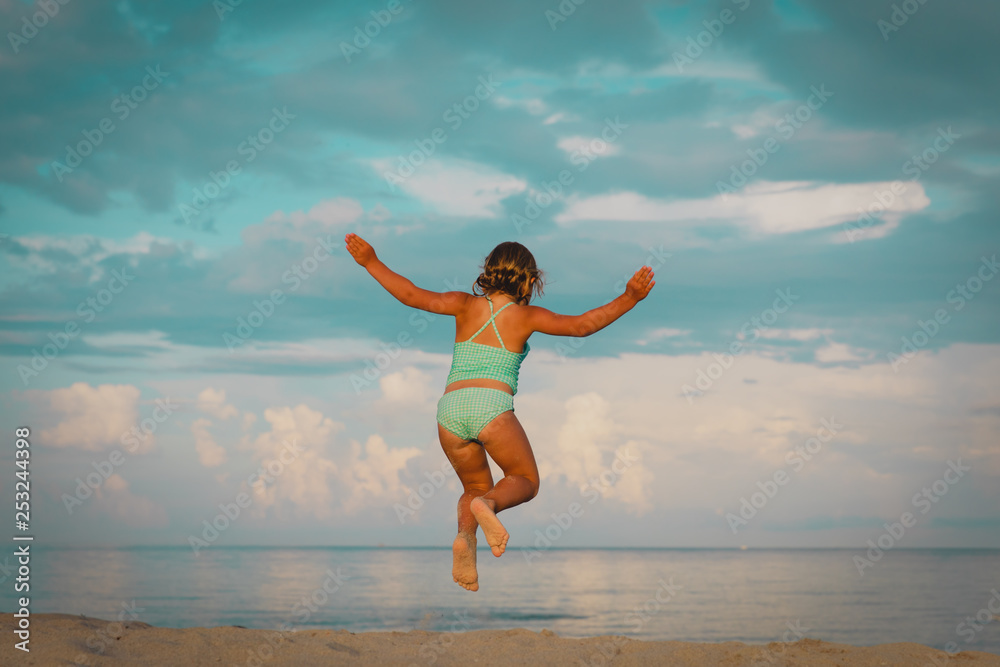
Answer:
[3, 547, 999, 655]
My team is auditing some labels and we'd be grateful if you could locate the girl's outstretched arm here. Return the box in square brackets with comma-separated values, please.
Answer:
[345, 233, 470, 315]
[527, 265, 655, 337]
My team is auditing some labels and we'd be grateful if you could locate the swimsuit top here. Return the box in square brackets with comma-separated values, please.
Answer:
[445, 295, 530, 394]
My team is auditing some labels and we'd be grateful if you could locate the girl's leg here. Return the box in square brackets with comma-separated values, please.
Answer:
[438, 423, 494, 592]
[469, 411, 540, 557]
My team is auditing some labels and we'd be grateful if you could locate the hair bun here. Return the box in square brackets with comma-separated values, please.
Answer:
[472, 242, 545, 305]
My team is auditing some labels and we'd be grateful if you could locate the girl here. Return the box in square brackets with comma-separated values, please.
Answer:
[345, 233, 655, 591]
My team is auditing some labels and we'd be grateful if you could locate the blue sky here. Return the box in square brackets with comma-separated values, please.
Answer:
[1, 0, 998, 549]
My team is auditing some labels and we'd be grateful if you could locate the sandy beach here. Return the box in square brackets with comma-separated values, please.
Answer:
[3, 613, 999, 666]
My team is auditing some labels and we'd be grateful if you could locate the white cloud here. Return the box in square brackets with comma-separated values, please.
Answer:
[536, 392, 654, 514]
[94, 473, 169, 528]
[197, 387, 239, 420]
[555, 180, 930, 237]
[77, 333, 452, 382]
[377, 366, 436, 407]
[543, 112, 573, 125]
[758, 328, 832, 341]
[556, 135, 622, 158]
[242, 405, 344, 519]
[242, 411, 257, 431]
[11, 232, 167, 283]
[515, 343, 1000, 529]
[245, 197, 365, 244]
[191, 417, 227, 468]
[815, 342, 871, 363]
[637, 327, 692, 345]
[372, 158, 526, 218]
[238, 404, 421, 519]
[339, 434, 423, 514]
[645, 59, 771, 83]
[37, 383, 142, 451]
[493, 96, 547, 115]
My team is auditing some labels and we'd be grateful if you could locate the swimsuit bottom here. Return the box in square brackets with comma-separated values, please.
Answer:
[436, 387, 514, 442]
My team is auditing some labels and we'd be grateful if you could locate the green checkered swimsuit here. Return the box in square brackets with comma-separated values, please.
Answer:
[436, 295, 530, 441]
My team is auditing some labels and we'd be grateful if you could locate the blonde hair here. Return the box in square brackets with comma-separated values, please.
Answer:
[472, 241, 544, 305]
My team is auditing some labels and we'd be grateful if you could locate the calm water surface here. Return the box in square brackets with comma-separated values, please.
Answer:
[3, 547, 998, 654]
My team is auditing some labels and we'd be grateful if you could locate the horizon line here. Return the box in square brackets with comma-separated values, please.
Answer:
[31, 544, 1000, 551]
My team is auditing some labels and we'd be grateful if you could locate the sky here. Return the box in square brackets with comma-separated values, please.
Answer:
[0, 0, 998, 550]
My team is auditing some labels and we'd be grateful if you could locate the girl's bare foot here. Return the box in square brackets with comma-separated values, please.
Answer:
[470, 497, 508, 557]
[452, 533, 479, 591]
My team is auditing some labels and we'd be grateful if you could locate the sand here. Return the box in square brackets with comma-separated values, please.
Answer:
[3, 613, 999, 666]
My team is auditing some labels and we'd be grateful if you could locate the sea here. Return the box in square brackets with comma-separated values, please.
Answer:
[3, 547, 999, 655]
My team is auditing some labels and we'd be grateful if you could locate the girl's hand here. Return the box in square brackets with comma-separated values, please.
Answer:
[625, 266, 655, 302]
[345, 233, 377, 267]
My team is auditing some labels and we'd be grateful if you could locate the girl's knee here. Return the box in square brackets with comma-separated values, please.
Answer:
[528, 476, 540, 499]
[463, 483, 492, 496]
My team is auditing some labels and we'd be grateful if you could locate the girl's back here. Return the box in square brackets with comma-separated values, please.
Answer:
[453, 294, 531, 354]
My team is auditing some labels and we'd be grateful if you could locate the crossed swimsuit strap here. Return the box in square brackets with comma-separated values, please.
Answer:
[467, 295, 515, 348]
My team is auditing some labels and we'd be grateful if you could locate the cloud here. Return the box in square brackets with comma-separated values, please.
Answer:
[339, 434, 423, 514]
[191, 417, 227, 468]
[238, 403, 421, 518]
[241, 405, 344, 519]
[197, 387, 239, 420]
[556, 135, 622, 158]
[537, 392, 654, 514]
[10, 232, 171, 282]
[758, 328, 832, 341]
[377, 366, 436, 407]
[516, 343, 1000, 532]
[815, 341, 871, 364]
[373, 158, 526, 217]
[37, 383, 142, 451]
[637, 328, 692, 345]
[93, 473, 169, 529]
[241, 197, 365, 246]
[555, 180, 931, 237]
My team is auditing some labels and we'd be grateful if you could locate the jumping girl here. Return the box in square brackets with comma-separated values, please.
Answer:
[345, 234, 655, 591]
